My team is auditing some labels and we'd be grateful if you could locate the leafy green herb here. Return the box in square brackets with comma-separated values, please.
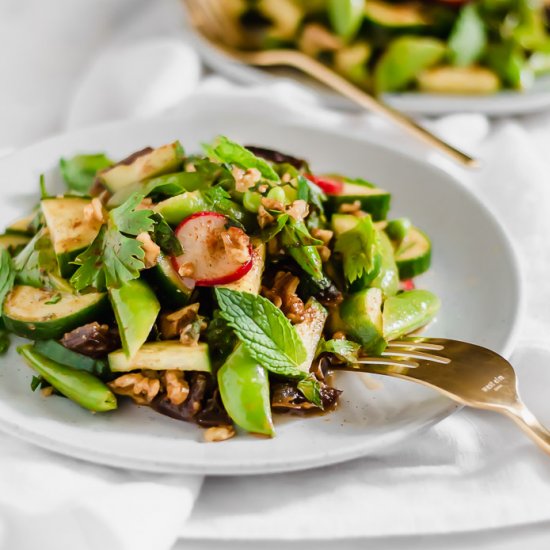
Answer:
[0, 249, 15, 307]
[39, 174, 50, 199]
[30, 376, 43, 392]
[299, 176, 326, 212]
[71, 193, 155, 291]
[203, 136, 280, 182]
[0, 330, 10, 355]
[215, 288, 307, 379]
[297, 376, 324, 409]
[449, 4, 487, 67]
[260, 213, 289, 243]
[44, 293, 62, 305]
[12, 230, 59, 289]
[335, 215, 380, 284]
[317, 338, 360, 363]
[150, 213, 183, 256]
[59, 153, 112, 194]
[203, 186, 247, 226]
[206, 310, 237, 367]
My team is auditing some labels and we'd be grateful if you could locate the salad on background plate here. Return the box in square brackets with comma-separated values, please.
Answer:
[0, 137, 439, 442]
[223, 0, 550, 95]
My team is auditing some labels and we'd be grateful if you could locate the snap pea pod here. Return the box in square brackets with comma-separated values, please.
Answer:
[18, 344, 117, 412]
[218, 344, 274, 437]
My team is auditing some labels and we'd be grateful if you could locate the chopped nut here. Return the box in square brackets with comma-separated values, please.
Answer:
[299, 23, 342, 57]
[204, 425, 236, 443]
[41, 386, 53, 398]
[109, 373, 161, 405]
[160, 303, 200, 339]
[220, 226, 251, 264]
[136, 232, 161, 268]
[232, 166, 261, 193]
[311, 228, 334, 245]
[338, 200, 362, 215]
[178, 262, 195, 278]
[185, 162, 197, 172]
[261, 197, 285, 212]
[317, 245, 331, 262]
[164, 370, 189, 406]
[262, 271, 306, 324]
[135, 197, 153, 211]
[267, 235, 281, 257]
[83, 197, 105, 224]
[286, 199, 309, 222]
[332, 331, 347, 340]
[257, 205, 275, 229]
[281, 173, 292, 183]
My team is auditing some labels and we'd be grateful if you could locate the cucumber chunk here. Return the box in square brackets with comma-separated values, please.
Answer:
[217, 242, 266, 295]
[99, 142, 184, 193]
[370, 231, 399, 297]
[109, 279, 160, 360]
[340, 287, 386, 354]
[0, 233, 31, 254]
[108, 341, 211, 373]
[395, 226, 432, 279]
[3, 286, 108, 340]
[148, 253, 194, 308]
[153, 191, 209, 225]
[295, 298, 328, 373]
[41, 197, 103, 277]
[327, 182, 391, 221]
[383, 290, 440, 341]
[6, 212, 37, 236]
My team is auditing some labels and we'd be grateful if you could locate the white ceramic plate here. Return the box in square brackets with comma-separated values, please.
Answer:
[0, 113, 522, 474]
[189, 27, 550, 116]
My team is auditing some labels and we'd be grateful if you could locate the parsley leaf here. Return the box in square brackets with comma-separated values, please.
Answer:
[334, 215, 380, 284]
[317, 338, 360, 363]
[150, 213, 183, 256]
[71, 193, 155, 291]
[215, 288, 307, 379]
[59, 153, 112, 194]
[297, 376, 324, 409]
[203, 136, 280, 182]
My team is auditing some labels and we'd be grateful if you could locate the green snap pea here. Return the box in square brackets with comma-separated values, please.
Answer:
[18, 344, 117, 412]
[267, 186, 287, 204]
[243, 190, 262, 213]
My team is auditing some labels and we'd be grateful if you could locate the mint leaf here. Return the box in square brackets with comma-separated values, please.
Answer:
[334, 215, 380, 284]
[150, 213, 183, 255]
[297, 376, 324, 409]
[317, 338, 360, 363]
[203, 136, 280, 182]
[215, 288, 307, 379]
[0, 248, 15, 306]
[59, 153, 112, 194]
[71, 193, 155, 291]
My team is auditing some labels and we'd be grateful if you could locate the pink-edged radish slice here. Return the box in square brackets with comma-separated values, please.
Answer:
[306, 174, 344, 195]
[171, 211, 253, 287]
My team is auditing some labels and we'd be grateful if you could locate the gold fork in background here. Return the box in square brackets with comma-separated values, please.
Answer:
[183, 0, 479, 169]
[334, 337, 550, 455]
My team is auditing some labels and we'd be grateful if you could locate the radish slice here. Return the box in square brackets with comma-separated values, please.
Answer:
[171, 212, 253, 286]
[306, 174, 344, 195]
[401, 279, 416, 291]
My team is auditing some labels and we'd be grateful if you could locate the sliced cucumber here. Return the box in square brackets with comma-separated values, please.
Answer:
[340, 287, 386, 354]
[395, 226, 432, 279]
[365, 1, 429, 29]
[3, 285, 108, 340]
[41, 197, 103, 277]
[99, 142, 184, 193]
[109, 279, 160, 360]
[417, 66, 500, 95]
[295, 298, 328, 373]
[153, 191, 209, 225]
[217, 242, 266, 295]
[6, 212, 37, 236]
[331, 213, 360, 235]
[108, 341, 211, 373]
[383, 290, 440, 341]
[148, 253, 194, 308]
[370, 230, 399, 298]
[327, 182, 391, 221]
[0, 233, 31, 254]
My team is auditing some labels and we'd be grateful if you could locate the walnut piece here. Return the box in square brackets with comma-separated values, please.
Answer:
[159, 303, 206, 345]
[178, 262, 195, 278]
[232, 166, 261, 193]
[261, 197, 285, 212]
[257, 205, 275, 229]
[262, 271, 306, 324]
[220, 226, 251, 264]
[286, 199, 309, 222]
[203, 425, 236, 443]
[83, 198, 105, 224]
[109, 373, 161, 405]
[311, 228, 334, 245]
[136, 232, 160, 268]
[164, 370, 189, 406]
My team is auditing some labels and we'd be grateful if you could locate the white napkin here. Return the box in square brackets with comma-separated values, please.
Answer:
[3, 24, 550, 550]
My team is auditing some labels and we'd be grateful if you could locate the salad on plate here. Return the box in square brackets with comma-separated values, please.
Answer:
[0, 137, 439, 441]
[226, 0, 550, 94]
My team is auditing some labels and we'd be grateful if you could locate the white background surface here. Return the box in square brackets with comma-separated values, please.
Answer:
[1, 0, 550, 549]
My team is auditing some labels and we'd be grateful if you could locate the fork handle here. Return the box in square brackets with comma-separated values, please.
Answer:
[504, 403, 550, 456]
[278, 52, 478, 168]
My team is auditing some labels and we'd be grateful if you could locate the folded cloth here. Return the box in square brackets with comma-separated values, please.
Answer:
[3, 30, 550, 550]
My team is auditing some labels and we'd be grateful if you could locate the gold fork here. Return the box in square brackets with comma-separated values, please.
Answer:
[333, 337, 550, 455]
[183, 0, 479, 169]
